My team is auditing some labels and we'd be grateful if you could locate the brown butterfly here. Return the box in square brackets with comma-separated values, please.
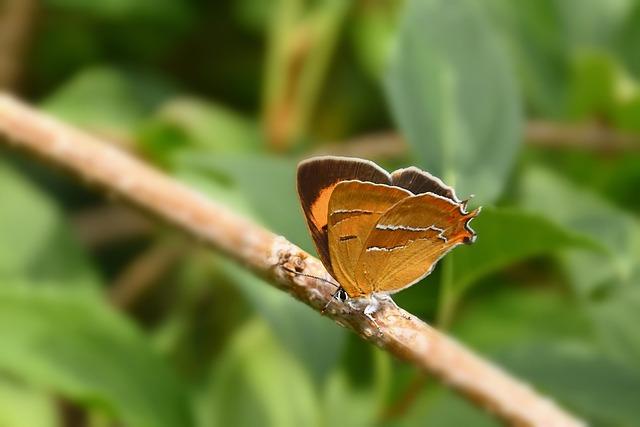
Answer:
[297, 156, 480, 313]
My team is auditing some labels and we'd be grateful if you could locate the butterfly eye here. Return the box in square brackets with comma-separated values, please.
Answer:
[337, 289, 348, 302]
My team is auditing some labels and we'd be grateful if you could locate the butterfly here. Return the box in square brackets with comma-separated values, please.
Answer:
[296, 156, 480, 312]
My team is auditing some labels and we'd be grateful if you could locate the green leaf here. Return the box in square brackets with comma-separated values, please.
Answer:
[350, 0, 402, 80]
[453, 286, 592, 353]
[138, 98, 260, 166]
[397, 387, 499, 427]
[42, 66, 175, 141]
[520, 166, 640, 293]
[520, 166, 640, 378]
[451, 207, 599, 294]
[0, 162, 99, 288]
[0, 285, 193, 427]
[499, 343, 640, 426]
[199, 319, 320, 427]
[0, 379, 57, 427]
[615, 0, 640, 75]
[219, 260, 345, 384]
[385, 0, 522, 203]
[322, 343, 391, 427]
[567, 50, 618, 120]
[176, 154, 313, 252]
[482, 0, 569, 118]
[587, 279, 640, 370]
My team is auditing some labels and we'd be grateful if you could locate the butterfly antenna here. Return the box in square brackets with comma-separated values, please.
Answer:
[280, 266, 340, 289]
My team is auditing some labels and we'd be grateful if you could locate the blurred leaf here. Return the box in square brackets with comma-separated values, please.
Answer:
[177, 154, 312, 252]
[233, 0, 272, 33]
[42, 67, 176, 141]
[138, 98, 260, 166]
[451, 207, 599, 294]
[0, 162, 99, 288]
[199, 319, 320, 427]
[587, 278, 640, 370]
[567, 50, 618, 119]
[396, 387, 499, 427]
[0, 285, 193, 427]
[520, 166, 640, 293]
[385, 0, 522, 203]
[482, 0, 569, 118]
[45, 0, 192, 22]
[521, 166, 640, 379]
[0, 379, 57, 427]
[454, 287, 592, 353]
[323, 345, 391, 427]
[615, 0, 640, 75]
[500, 343, 640, 426]
[555, 0, 633, 50]
[350, 0, 402, 80]
[219, 260, 345, 384]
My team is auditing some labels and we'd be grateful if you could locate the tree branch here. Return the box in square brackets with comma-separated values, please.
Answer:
[315, 122, 640, 159]
[0, 94, 585, 427]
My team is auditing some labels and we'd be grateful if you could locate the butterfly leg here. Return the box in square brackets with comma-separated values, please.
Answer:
[375, 294, 411, 320]
[362, 297, 383, 336]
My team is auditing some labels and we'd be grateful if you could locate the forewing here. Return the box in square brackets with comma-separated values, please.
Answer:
[391, 167, 460, 201]
[297, 156, 391, 274]
[327, 181, 411, 297]
[356, 193, 479, 294]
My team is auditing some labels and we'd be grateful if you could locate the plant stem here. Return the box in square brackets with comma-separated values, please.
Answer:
[437, 256, 456, 329]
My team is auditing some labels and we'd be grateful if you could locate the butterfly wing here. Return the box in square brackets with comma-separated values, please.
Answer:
[391, 166, 460, 201]
[355, 193, 479, 294]
[297, 156, 391, 275]
[327, 181, 411, 297]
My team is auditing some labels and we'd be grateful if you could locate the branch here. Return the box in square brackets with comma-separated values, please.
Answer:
[315, 122, 640, 159]
[0, 94, 585, 427]
[525, 120, 640, 152]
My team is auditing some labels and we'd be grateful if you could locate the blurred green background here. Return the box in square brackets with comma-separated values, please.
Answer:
[1, 0, 640, 426]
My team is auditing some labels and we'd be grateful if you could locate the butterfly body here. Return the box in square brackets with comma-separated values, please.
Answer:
[297, 156, 479, 303]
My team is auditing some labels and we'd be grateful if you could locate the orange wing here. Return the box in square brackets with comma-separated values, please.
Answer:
[297, 157, 390, 276]
[326, 181, 411, 297]
[355, 193, 479, 294]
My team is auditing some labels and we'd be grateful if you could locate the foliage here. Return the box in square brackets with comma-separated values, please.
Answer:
[2, 0, 640, 425]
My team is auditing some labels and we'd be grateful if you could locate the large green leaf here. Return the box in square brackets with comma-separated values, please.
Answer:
[0, 162, 99, 289]
[520, 166, 640, 293]
[0, 285, 193, 427]
[482, 0, 569, 118]
[385, 0, 522, 203]
[138, 98, 260, 166]
[453, 286, 592, 353]
[450, 207, 599, 294]
[520, 167, 640, 374]
[199, 319, 320, 427]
